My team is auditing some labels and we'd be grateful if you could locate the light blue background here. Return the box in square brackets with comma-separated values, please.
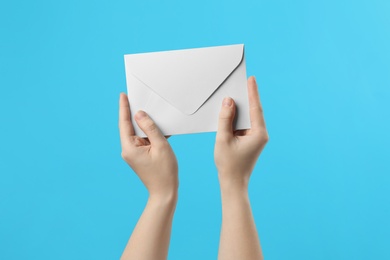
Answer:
[1, 0, 389, 259]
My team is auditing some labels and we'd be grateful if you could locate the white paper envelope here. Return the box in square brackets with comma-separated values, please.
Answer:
[124, 44, 250, 137]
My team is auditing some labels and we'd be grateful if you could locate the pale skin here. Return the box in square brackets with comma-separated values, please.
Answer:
[119, 76, 268, 260]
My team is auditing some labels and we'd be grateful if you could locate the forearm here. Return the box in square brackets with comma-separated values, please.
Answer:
[121, 193, 177, 260]
[218, 179, 263, 260]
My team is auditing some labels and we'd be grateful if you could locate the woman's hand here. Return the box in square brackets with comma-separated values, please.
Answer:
[214, 76, 267, 260]
[214, 76, 269, 189]
[119, 93, 178, 200]
[119, 93, 178, 260]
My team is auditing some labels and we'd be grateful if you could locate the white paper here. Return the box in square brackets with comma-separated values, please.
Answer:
[124, 44, 250, 137]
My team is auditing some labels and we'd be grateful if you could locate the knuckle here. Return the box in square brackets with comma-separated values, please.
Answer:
[219, 116, 231, 122]
[121, 150, 130, 161]
[258, 131, 269, 144]
[121, 148, 136, 162]
[265, 132, 270, 142]
[156, 140, 169, 149]
[144, 121, 158, 133]
[219, 109, 233, 120]
[252, 129, 269, 145]
[250, 105, 263, 114]
[216, 133, 230, 143]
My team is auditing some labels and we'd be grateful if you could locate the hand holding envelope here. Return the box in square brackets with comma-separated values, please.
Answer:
[118, 73, 268, 260]
[124, 44, 251, 137]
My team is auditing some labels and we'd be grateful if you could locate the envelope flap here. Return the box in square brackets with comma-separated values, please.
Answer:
[125, 44, 244, 115]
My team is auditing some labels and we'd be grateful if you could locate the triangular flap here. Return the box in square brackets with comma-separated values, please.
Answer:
[125, 44, 244, 115]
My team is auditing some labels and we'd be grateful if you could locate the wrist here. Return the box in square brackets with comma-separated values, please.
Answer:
[148, 190, 178, 208]
[220, 183, 248, 197]
[218, 171, 249, 191]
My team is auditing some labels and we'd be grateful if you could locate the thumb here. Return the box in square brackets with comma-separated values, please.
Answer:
[135, 110, 167, 146]
[217, 97, 236, 140]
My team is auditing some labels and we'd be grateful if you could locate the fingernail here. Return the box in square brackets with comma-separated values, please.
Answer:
[135, 110, 147, 120]
[252, 76, 257, 83]
[223, 97, 232, 107]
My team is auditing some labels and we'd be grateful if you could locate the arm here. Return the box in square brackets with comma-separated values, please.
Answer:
[118, 93, 178, 260]
[214, 76, 269, 260]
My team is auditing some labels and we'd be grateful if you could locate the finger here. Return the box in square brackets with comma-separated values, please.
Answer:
[119, 93, 135, 145]
[217, 97, 236, 140]
[134, 110, 167, 146]
[248, 76, 266, 130]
